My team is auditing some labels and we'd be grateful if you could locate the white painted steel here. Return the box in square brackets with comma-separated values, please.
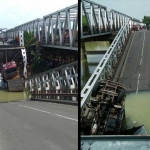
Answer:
[26, 61, 78, 101]
[81, 21, 130, 108]
[21, 48, 27, 78]
[81, 0, 141, 39]
[19, 31, 24, 46]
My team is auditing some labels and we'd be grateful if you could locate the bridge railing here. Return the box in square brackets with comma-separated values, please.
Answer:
[81, 21, 131, 108]
[26, 61, 78, 103]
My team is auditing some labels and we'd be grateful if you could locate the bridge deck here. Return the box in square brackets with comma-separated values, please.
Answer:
[119, 29, 150, 92]
[0, 101, 77, 150]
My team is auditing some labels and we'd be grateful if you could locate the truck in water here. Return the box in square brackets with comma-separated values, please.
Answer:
[1, 60, 24, 91]
[1, 48, 27, 92]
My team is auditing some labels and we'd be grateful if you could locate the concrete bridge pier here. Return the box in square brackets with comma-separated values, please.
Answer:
[81, 42, 87, 60]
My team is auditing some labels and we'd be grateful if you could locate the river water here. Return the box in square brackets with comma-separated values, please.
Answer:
[0, 74, 30, 103]
[81, 41, 109, 89]
[81, 41, 150, 134]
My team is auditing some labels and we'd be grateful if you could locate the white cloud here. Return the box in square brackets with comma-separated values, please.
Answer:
[0, 0, 78, 29]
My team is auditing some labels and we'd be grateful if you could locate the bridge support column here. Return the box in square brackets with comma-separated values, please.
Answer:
[81, 42, 87, 60]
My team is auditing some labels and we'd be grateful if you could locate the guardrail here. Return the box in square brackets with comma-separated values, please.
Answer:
[81, 21, 131, 108]
[26, 61, 78, 103]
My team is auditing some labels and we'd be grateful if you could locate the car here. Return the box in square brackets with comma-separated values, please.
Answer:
[132, 25, 139, 31]
[7, 38, 18, 45]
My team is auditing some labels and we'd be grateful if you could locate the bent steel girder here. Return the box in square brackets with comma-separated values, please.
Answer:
[81, 21, 130, 108]
[26, 61, 78, 101]
[81, 0, 111, 39]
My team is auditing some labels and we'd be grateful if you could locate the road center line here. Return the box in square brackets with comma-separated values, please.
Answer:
[140, 58, 142, 65]
[141, 32, 146, 56]
[18, 104, 78, 122]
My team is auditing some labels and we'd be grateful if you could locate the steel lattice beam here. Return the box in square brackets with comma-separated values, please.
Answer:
[80, 0, 141, 39]
[81, 22, 130, 108]
[26, 61, 78, 101]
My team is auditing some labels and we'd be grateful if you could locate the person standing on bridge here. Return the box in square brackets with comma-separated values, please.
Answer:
[3, 38, 4, 44]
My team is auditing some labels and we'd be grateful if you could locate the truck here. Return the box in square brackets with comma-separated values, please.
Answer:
[1, 48, 27, 92]
[81, 80, 126, 135]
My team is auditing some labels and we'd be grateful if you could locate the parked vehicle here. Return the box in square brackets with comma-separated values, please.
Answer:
[132, 25, 139, 31]
[7, 38, 19, 45]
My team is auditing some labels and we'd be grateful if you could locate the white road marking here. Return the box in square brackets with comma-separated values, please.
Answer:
[141, 32, 146, 56]
[18, 104, 78, 122]
[140, 58, 142, 65]
[136, 31, 146, 94]
[136, 74, 140, 94]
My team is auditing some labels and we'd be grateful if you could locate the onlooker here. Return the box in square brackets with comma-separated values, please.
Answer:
[3, 38, 4, 44]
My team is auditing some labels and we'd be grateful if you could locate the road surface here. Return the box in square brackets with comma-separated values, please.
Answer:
[0, 101, 78, 150]
[119, 29, 150, 92]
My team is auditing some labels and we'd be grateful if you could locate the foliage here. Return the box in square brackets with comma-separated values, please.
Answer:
[23, 31, 44, 73]
[23, 31, 37, 50]
[31, 50, 42, 63]
[30, 50, 48, 73]
[142, 16, 150, 25]
[82, 15, 87, 26]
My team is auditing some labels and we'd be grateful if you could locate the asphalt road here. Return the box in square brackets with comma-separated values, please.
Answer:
[0, 101, 78, 150]
[119, 29, 150, 92]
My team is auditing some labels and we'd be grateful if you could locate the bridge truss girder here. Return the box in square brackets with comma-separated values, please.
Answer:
[1, 4, 78, 51]
[42, 4, 78, 50]
[81, 0, 140, 39]
[81, 0, 111, 39]
[81, 22, 130, 108]
[27, 61, 78, 101]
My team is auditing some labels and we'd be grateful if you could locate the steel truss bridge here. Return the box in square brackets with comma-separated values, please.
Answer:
[0, 4, 78, 51]
[81, 0, 145, 108]
[81, 0, 141, 39]
[81, 0, 148, 148]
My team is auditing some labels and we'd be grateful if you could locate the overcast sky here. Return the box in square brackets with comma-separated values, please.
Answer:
[0, 0, 77, 30]
[92, 0, 150, 22]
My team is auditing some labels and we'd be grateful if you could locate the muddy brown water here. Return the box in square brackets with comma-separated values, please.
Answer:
[125, 91, 150, 134]
[0, 73, 30, 103]
[81, 41, 109, 89]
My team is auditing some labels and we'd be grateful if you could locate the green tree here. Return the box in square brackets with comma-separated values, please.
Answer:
[142, 16, 150, 25]
[23, 31, 45, 73]
[23, 31, 37, 50]
[82, 15, 87, 26]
